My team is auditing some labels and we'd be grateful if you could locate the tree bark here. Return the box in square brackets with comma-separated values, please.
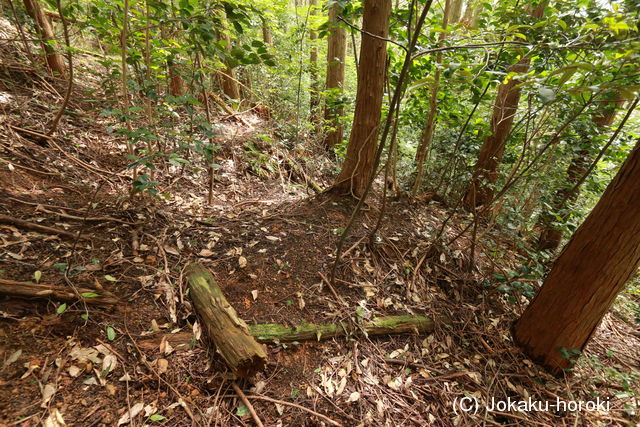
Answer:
[332, 0, 391, 197]
[463, 3, 545, 211]
[251, 314, 440, 342]
[23, 0, 65, 74]
[217, 12, 241, 101]
[513, 137, 640, 375]
[261, 17, 272, 44]
[322, 1, 346, 149]
[168, 63, 186, 97]
[537, 93, 624, 250]
[139, 314, 445, 349]
[0, 279, 118, 305]
[411, 0, 451, 197]
[309, 0, 321, 126]
[186, 264, 267, 378]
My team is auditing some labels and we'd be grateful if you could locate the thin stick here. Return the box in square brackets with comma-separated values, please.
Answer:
[0, 214, 88, 240]
[231, 383, 264, 427]
[244, 395, 341, 427]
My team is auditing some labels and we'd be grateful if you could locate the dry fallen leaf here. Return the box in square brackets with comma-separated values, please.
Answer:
[68, 365, 81, 377]
[117, 402, 144, 426]
[2, 349, 21, 369]
[238, 256, 247, 268]
[157, 358, 169, 375]
[347, 391, 360, 403]
[102, 354, 117, 376]
[41, 383, 56, 408]
[251, 290, 259, 300]
[43, 408, 66, 427]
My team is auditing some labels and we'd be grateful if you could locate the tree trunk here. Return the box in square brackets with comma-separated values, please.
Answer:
[261, 17, 272, 44]
[463, 3, 545, 211]
[332, 0, 391, 197]
[309, 0, 321, 126]
[513, 137, 640, 375]
[23, 0, 65, 74]
[411, 0, 451, 197]
[322, 1, 346, 149]
[168, 64, 186, 97]
[186, 264, 267, 378]
[449, 0, 463, 23]
[217, 12, 241, 101]
[537, 93, 624, 250]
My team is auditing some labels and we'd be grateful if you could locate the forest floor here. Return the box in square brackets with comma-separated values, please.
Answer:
[1, 35, 640, 427]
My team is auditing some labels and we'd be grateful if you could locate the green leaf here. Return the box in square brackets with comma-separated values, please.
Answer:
[104, 275, 118, 282]
[81, 292, 100, 298]
[54, 263, 68, 272]
[236, 404, 249, 417]
[33, 270, 42, 283]
[107, 326, 116, 341]
[149, 414, 165, 421]
[57, 303, 67, 314]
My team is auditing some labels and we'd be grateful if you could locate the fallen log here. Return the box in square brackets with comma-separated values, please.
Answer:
[0, 214, 87, 240]
[0, 278, 118, 305]
[139, 315, 445, 349]
[186, 263, 267, 378]
[280, 154, 323, 194]
[249, 314, 440, 342]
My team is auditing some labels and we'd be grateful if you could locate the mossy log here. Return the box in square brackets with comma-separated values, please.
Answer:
[186, 263, 267, 378]
[140, 315, 444, 350]
[249, 314, 440, 342]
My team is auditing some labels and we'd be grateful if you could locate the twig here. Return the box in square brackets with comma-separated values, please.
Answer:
[318, 271, 348, 307]
[0, 214, 88, 240]
[0, 157, 59, 176]
[243, 395, 341, 427]
[231, 383, 264, 427]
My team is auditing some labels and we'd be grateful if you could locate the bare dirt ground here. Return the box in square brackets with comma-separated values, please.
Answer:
[1, 36, 639, 427]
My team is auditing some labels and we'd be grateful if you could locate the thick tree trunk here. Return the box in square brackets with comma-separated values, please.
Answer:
[186, 264, 267, 378]
[309, 0, 321, 125]
[411, 0, 451, 197]
[332, 0, 391, 196]
[23, 0, 65, 74]
[322, 2, 346, 149]
[513, 138, 640, 375]
[537, 93, 624, 250]
[463, 3, 545, 211]
[217, 12, 241, 101]
[463, 58, 531, 210]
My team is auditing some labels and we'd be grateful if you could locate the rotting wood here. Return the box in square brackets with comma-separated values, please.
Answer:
[0, 214, 88, 240]
[186, 263, 268, 378]
[140, 314, 447, 349]
[280, 153, 323, 193]
[249, 314, 442, 342]
[0, 278, 118, 305]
